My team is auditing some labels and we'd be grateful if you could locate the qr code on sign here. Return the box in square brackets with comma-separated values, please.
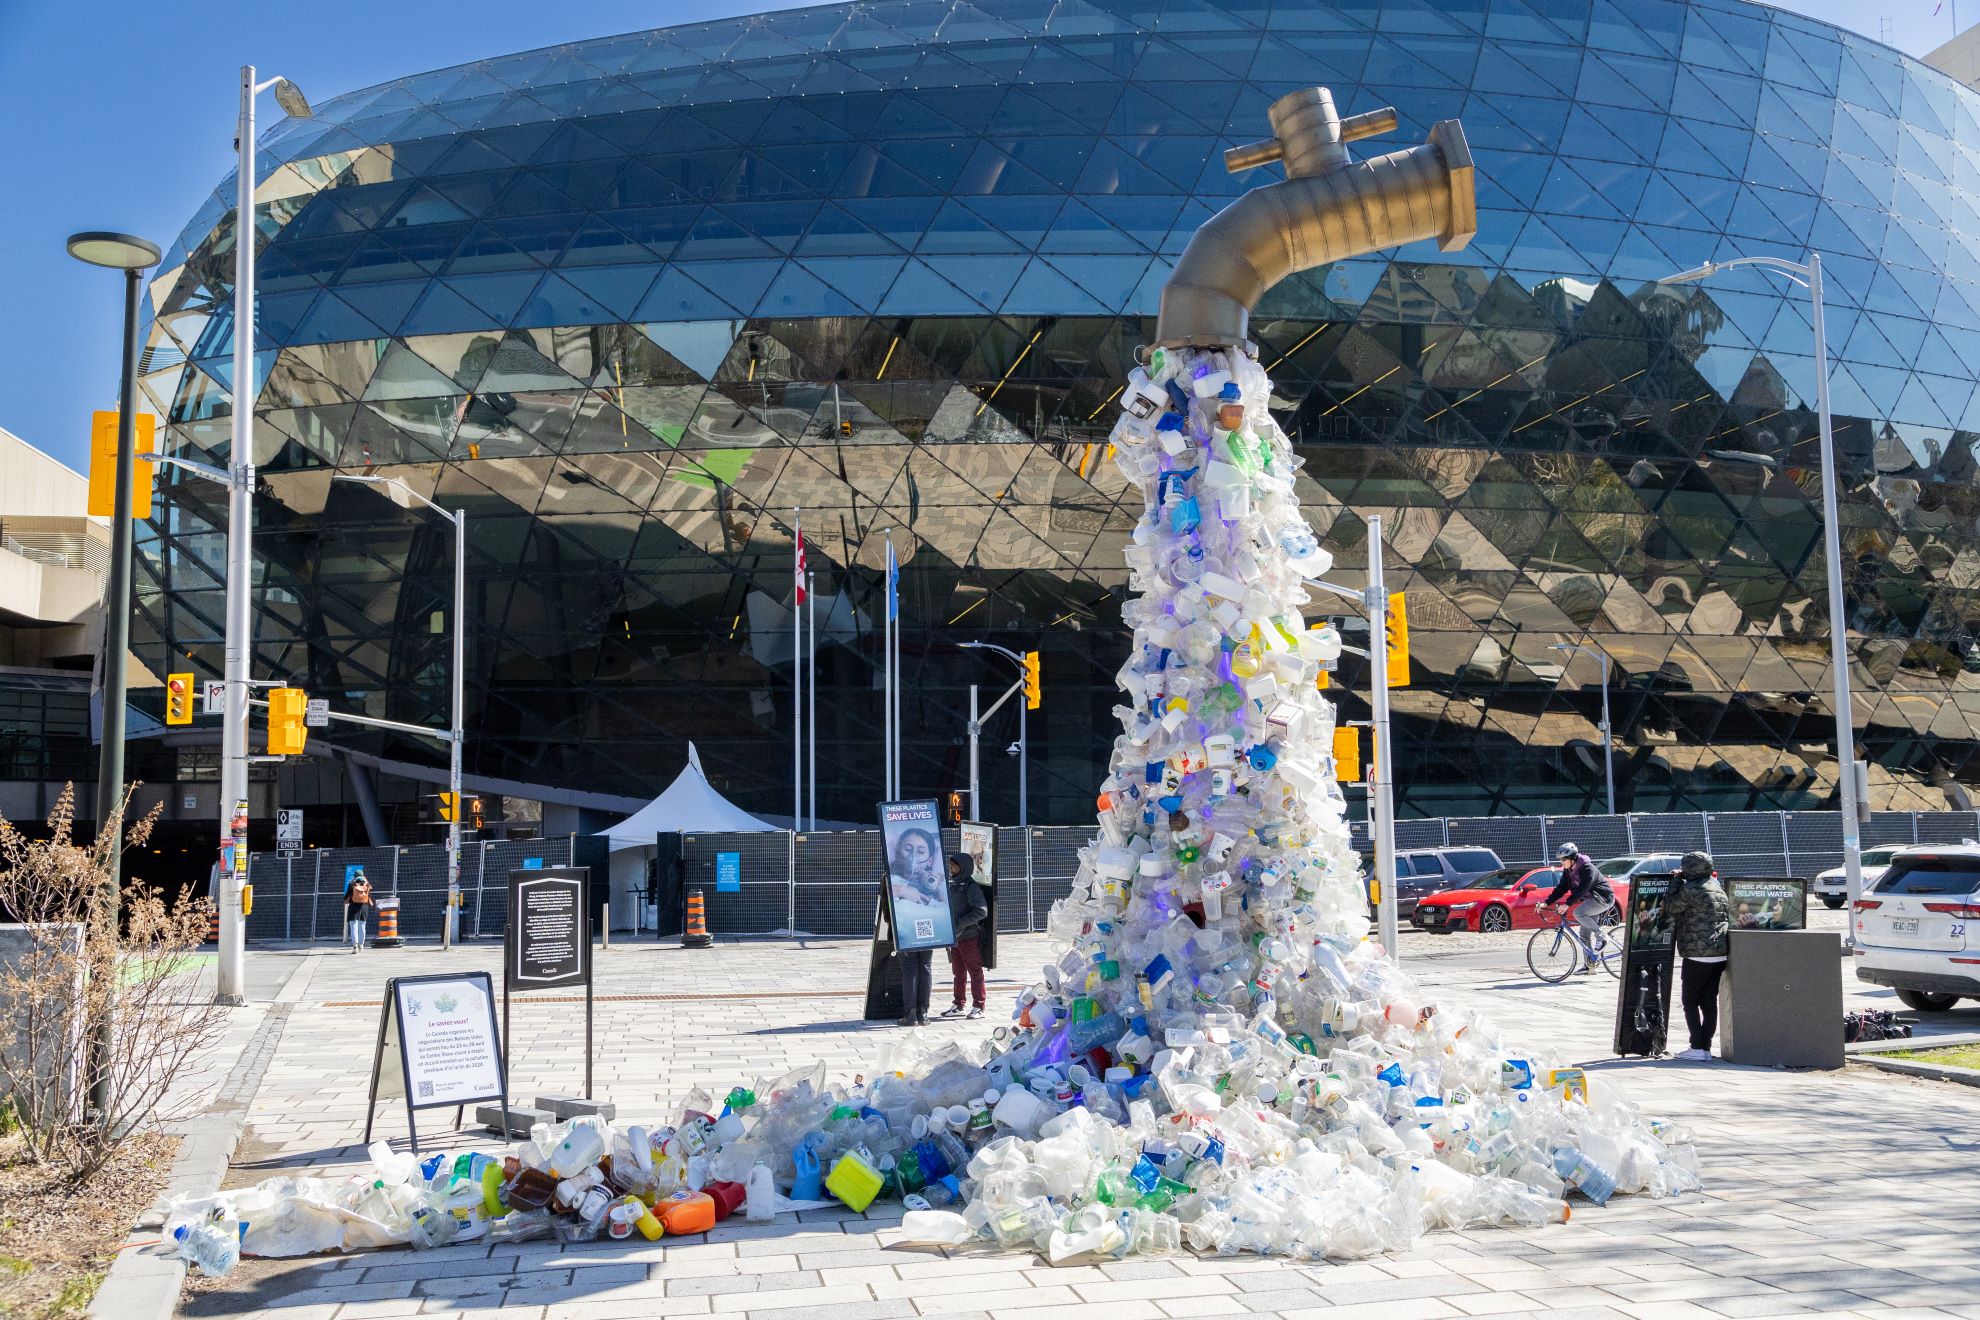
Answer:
[417, 1081, 434, 1099]
[914, 919, 934, 939]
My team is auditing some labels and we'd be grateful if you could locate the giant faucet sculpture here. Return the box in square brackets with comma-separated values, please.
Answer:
[1158, 86, 1477, 347]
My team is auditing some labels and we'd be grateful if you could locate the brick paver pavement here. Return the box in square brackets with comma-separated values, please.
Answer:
[175, 915, 1980, 1320]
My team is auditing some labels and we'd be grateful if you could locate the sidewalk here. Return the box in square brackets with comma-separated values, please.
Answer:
[171, 926, 1980, 1320]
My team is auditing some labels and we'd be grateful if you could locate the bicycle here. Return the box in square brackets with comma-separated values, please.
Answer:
[1526, 903, 1623, 983]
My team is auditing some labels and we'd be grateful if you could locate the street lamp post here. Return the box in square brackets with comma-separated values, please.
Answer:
[333, 475, 467, 948]
[66, 229, 161, 1122]
[959, 642, 1030, 830]
[216, 66, 312, 1004]
[1551, 642, 1615, 815]
[1658, 253, 1864, 921]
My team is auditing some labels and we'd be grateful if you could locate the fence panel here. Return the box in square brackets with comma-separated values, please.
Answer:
[1544, 815, 1630, 862]
[992, 826, 1032, 934]
[1027, 827, 1086, 930]
[470, 838, 575, 939]
[1626, 814, 1708, 854]
[1914, 811, 1980, 844]
[1445, 817, 1546, 866]
[683, 832, 792, 935]
[1702, 813, 1787, 877]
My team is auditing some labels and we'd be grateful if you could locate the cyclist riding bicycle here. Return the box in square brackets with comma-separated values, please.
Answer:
[1539, 842, 1616, 973]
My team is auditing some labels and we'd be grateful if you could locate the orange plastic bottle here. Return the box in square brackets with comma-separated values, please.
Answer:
[658, 1189, 716, 1235]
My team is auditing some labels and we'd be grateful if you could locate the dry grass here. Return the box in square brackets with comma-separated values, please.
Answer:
[0, 1130, 177, 1319]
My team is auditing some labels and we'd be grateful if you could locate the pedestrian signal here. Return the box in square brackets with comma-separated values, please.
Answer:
[166, 672, 194, 726]
[266, 687, 308, 756]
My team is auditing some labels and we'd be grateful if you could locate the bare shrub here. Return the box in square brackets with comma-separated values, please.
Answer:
[0, 783, 226, 1183]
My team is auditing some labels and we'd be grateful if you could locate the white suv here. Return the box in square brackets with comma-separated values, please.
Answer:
[1852, 845, 1980, 1012]
[1814, 846, 1905, 910]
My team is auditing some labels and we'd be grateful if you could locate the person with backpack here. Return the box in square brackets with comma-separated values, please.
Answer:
[939, 853, 991, 1020]
[1663, 850, 1730, 1061]
[1539, 842, 1616, 971]
[344, 867, 374, 953]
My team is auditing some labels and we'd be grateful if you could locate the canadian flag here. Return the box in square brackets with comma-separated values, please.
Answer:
[794, 520, 808, 606]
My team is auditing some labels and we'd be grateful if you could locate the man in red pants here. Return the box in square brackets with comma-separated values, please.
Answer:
[939, 852, 990, 1019]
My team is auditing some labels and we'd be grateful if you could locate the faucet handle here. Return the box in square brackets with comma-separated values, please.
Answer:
[1339, 107, 1398, 142]
[1222, 138, 1283, 174]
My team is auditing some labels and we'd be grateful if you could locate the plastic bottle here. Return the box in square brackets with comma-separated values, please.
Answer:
[407, 1204, 460, 1250]
[899, 1209, 974, 1245]
[745, 1163, 777, 1222]
[173, 1215, 240, 1278]
[1552, 1145, 1617, 1206]
[548, 1123, 606, 1178]
[487, 1208, 554, 1243]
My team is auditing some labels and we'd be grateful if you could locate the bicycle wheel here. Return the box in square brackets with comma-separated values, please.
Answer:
[1592, 932, 1623, 978]
[1526, 925, 1579, 983]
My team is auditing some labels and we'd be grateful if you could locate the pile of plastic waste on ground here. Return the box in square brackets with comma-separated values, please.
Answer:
[165, 344, 1701, 1274]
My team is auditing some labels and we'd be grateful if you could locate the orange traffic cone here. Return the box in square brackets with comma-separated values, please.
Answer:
[681, 888, 713, 948]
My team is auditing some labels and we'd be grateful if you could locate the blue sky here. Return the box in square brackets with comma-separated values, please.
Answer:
[0, 0, 1963, 474]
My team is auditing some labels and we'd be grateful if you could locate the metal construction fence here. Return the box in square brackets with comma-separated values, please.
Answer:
[243, 808, 1980, 944]
[242, 837, 577, 945]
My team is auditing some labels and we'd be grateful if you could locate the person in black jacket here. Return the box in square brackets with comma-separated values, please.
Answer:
[939, 853, 991, 1019]
[1539, 842, 1616, 969]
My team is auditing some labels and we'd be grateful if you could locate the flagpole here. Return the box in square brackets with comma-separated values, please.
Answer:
[806, 568, 816, 831]
[887, 530, 894, 799]
[888, 531, 900, 799]
[784, 510, 792, 831]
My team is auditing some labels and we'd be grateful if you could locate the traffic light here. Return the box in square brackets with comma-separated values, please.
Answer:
[1023, 650, 1041, 709]
[87, 411, 156, 519]
[1333, 726, 1361, 783]
[470, 796, 485, 830]
[266, 688, 308, 756]
[1384, 592, 1410, 688]
[437, 791, 458, 823]
[165, 673, 194, 726]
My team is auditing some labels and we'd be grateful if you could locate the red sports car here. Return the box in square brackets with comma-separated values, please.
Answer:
[1412, 865, 1632, 934]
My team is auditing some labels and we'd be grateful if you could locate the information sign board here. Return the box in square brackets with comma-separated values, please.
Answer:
[364, 971, 506, 1152]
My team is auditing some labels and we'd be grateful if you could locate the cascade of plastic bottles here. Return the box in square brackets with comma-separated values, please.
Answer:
[168, 345, 1701, 1272]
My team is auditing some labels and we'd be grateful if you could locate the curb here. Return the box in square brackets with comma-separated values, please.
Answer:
[88, 956, 314, 1320]
[1856, 1053, 1980, 1088]
[1846, 1030, 1980, 1056]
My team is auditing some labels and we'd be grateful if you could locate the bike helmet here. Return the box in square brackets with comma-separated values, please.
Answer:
[1556, 842, 1579, 859]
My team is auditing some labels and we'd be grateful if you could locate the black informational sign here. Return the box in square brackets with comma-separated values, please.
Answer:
[1614, 873, 1678, 1059]
[506, 867, 590, 990]
[363, 972, 508, 1154]
[861, 891, 906, 1023]
[503, 867, 595, 1098]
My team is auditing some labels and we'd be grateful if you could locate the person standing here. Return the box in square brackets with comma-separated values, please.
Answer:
[1539, 842, 1616, 971]
[939, 853, 990, 1020]
[1664, 850, 1730, 1061]
[895, 943, 932, 1027]
[344, 866, 374, 954]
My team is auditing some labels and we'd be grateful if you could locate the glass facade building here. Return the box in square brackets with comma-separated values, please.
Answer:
[135, 0, 1980, 824]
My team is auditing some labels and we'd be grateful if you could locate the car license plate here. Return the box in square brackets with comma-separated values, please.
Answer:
[1890, 917, 1920, 935]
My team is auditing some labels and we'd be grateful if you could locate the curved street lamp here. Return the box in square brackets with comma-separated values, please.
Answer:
[66, 226, 161, 1125]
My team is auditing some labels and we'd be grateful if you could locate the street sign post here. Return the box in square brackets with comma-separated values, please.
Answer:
[503, 867, 594, 1098]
